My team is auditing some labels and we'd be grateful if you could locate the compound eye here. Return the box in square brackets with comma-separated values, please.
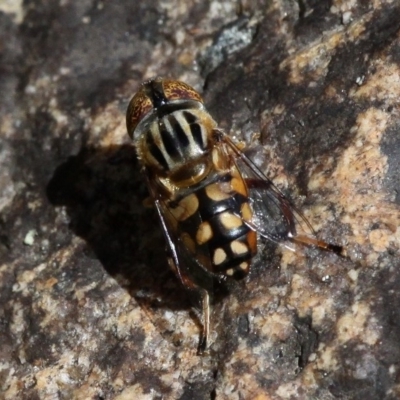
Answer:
[126, 88, 153, 139]
[161, 79, 204, 103]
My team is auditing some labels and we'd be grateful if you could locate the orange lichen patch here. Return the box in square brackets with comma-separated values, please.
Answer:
[330, 0, 377, 16]
[260, 311, 293, 341]
[0, 113, 15, 140]
[113, 305, 145, 338]
[73, 368, 108, 399]
[90, 102, 127, 146]
[313, 343, 340, 373]
[278, 246, 305, 275]
[281, 32, 343, 84]
[334, 114, 385, 190]
[41, 277, 58, 290]
[113, 383, 154, 399]
[252, 394, 274, 400]
[307, 155, 336, 190]
[369, 228, 391, 252]
[351, 61, 400, 103]
[300, 363, 319, 389]
[276, 380, 310, 399]
[300, 204, 335, 234]
[178, 51, 195, 66]
[216, 361, 275, 399]
[323, 84, 346, 102]
[336, 301, 380, 346]
[280, 13, 372, 84]
[287, 274, 324, 318]
[329, 108, 400, 251]
[17, 265, 45, 286]
[311, 297, 335, 327]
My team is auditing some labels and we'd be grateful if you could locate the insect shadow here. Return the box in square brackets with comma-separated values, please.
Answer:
[46, 144, 213, 323]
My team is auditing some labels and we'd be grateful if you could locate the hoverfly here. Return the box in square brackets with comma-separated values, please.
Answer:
[126, 78, 343, 353]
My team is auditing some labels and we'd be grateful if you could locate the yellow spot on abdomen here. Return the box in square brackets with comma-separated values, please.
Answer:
[213, 248, 227, 265]
[240, 202, 253, 222]
[230, 240, 248, 255]
[239, 261, 249, 271]
[180, 232, 196, 254]
[219, 212, 243, 230]
[170, 193, 199, 221]
[196, 222, 213, 245]
[205, 182, 231, 201]
[231, 177, 247, 197]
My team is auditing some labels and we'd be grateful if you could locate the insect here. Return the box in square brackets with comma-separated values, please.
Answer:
[126, 78, 343, 353]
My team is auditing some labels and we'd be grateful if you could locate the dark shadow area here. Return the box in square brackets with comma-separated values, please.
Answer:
[327, 339, 391, 400]
[294, 314, 318, 370]
[46, 144, 195, 314]
[19, 1, 163, 110]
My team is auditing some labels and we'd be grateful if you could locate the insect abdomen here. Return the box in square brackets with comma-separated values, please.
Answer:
[172, 174, 257, 280]
[206, 207, 256, 279]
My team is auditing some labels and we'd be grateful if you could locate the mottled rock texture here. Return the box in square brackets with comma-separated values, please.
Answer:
[1, 1, 400, 399]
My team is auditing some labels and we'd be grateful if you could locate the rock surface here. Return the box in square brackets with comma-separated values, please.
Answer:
[1, 1, 400, 399]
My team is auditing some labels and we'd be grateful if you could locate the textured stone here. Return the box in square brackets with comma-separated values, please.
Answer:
[1, 1, 400, 399]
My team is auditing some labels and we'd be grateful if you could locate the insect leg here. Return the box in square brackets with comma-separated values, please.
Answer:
[154, 198, 211, 353]
[289, 234, 346, 256]
[167, 254, 210, 354]
[198, 289, 210, 355]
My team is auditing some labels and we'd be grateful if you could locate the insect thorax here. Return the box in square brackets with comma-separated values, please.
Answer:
[136, 106, 218, 187]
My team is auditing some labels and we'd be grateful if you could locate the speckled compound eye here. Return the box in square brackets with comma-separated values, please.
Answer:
[126, 86, 153, 139]
[126, 78, 203, 138]
[161, 79, 203, 104]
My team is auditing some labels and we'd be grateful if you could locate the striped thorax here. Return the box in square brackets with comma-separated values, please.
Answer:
[127, 79, 218, 188]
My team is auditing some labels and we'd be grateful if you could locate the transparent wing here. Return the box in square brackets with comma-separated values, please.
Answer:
[220, 132, 343, 255]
